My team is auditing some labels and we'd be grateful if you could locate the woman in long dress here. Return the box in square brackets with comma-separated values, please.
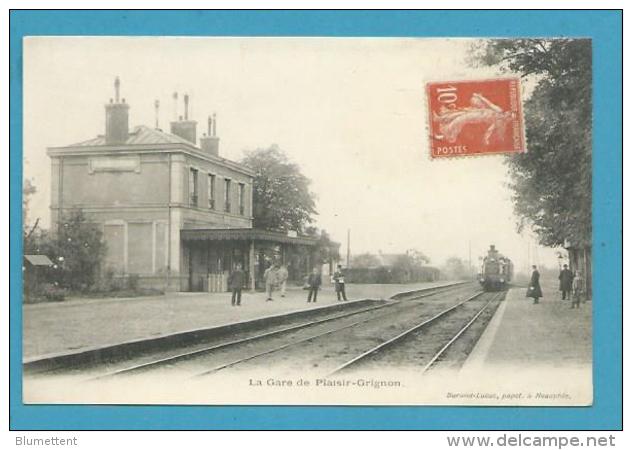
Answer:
[433, 93, 512, 146]
[526, 265, 543, 304]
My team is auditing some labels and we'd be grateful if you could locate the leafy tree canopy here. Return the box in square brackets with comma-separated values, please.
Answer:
[241, 145, 317, 233]
[407, 249, 431, 266]
[305, 227, 341, 265]
[443, 256, 469, 280]
[23, 178, 37, 230]
[351, 252, 381, 268]
[26, 209, 106, 291]
[472, 39, 592, 248]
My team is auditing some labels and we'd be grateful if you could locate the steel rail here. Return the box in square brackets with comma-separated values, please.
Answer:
[192, 287, 482, 378]
[420, 292, 503, 374]
[192, 289, 482, 378]
[327, 291, 487, 376]
[91, 301, 397, 379]
[91, 282, 470, 379]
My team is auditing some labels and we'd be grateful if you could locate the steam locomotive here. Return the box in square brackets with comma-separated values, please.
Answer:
[479, 245, 513, 291]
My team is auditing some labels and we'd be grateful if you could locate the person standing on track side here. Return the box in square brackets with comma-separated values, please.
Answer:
[228, 263, 245, 306]
[526, 265, 543, 304]
[558, 264, 574, 301]
[333, 264, 348, 301]
[264, 261, 279, 302]
[571, 270, 585, 308]
[306, 267, 322, 303]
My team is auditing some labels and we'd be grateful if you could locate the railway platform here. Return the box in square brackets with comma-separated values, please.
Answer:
[23, 280, 457, 361]
[460, 282, 593, 405]
[464, 284, 592, 369]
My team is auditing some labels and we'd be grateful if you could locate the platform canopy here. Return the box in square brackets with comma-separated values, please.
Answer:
[24, 254, 54, 267]
[180, 228, 318, 246]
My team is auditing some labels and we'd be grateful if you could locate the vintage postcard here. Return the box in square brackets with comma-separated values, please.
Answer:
[21, 36, 593, 406]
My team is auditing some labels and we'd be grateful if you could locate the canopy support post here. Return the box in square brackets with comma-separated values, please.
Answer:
[249, 239, 256, 292]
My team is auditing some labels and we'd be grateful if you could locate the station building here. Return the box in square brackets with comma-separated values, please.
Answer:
[47, 78, 317, 292]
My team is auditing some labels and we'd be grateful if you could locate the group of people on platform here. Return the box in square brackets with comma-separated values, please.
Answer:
[526, 264, 586, 308]
[226, 262, 348, 306]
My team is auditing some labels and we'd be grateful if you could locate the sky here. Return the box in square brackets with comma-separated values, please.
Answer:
[23, 37, 563, 272]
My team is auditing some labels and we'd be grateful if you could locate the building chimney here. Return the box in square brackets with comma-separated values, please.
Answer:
[154, 99, 160, 129]
[172, 92, 178, 120]
[169, 93, 197, 144]
[200, 114, 220, 156]
[105, 76, 130, 145]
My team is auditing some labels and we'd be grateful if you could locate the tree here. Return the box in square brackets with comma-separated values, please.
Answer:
[407, 249, 430, 266]
[241, 145, 317, 232]
[351, 252, 381, 268]
[23, 178, 37, 226]
[443, 256, 468, 280]
[308, 228, 341, 266]
[23, 178, 40, 248]
[472, 39, 592, 247]
[392, 251, 433, 282]
[392, 254, 416, 282]
[31, 210, 106, 291]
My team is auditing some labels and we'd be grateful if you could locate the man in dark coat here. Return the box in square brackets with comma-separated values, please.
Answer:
[228, 263, 246, 306]
[558, 264, 574, 300]
[307, 267, 322, 303]
[526, 265, 543, 304]
[333, 264, 348, 301]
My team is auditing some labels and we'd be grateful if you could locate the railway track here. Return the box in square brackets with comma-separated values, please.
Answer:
[186, 286, 489, 379]
[328, 291, 505, 376]
[88, 281, 475, 380]
[420, 292, 503, 374]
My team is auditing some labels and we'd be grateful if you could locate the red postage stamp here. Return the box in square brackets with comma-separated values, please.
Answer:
[427, 78, 526, 158]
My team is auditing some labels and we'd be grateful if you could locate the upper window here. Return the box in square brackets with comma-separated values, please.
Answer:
[189, 168, 198, 207]
[208, 174, 216, 209]
[224, 178, 231, 213]
[239, 183, 245, 215]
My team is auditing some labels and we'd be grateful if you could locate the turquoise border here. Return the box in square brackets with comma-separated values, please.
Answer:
[9, 10, 622, 430]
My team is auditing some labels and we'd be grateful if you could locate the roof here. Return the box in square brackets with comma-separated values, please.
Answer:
[376, 253, 404, 267]
[48, 125, 255, 177]
[24, 255, 54, 267]
[69, 125, 196, 148]
[181, 228, 318, 246]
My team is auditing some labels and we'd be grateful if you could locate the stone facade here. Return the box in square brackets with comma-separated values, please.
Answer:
[47, 79, 254, 291]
